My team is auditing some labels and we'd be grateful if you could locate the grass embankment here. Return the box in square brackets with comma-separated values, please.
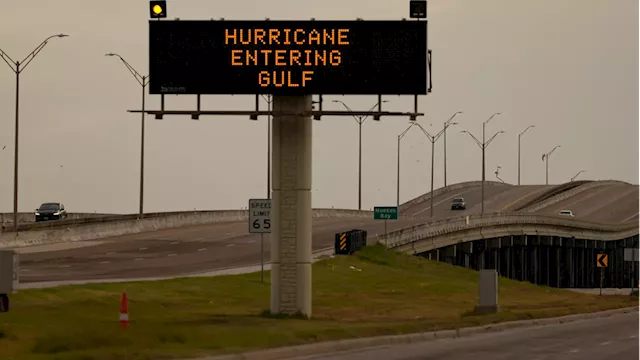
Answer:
[0, 245, 637, 360]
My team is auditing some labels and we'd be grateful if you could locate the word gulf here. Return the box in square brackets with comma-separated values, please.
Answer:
[224, 28, 350, 88]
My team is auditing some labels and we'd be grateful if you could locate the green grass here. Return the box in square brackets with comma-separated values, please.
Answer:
[0, 245, 636, 360]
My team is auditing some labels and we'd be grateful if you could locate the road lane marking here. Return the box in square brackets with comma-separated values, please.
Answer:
[170, 242, 179, 245]
[138, 247, 148, 251]
[599, 341, 612, 346]
[100, 261, 111, 264]
[134, 258, 144, 261]
[21, 269, 30, 272]
[106, 252, 116, 255]
[59, 265, 71, 268]
[168, 254, 177, 257]
[248, 240, 256, 243]
[197, 248, 207, 252]
[568, 349, 579, 353]
[226, 244, 235, 247]
[629, 335, 636, 339]
[224, 233, 233, 236]
[623, 212, 639, 222]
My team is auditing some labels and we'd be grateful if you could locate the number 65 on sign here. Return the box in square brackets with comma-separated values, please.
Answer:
[249, 199, 271, 233]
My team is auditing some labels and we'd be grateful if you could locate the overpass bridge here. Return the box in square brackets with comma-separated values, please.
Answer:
[1, 180, 637, 285]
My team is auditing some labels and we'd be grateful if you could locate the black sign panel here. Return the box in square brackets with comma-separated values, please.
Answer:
[149, 20, 427, 95]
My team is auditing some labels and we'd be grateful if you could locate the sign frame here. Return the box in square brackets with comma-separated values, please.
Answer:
[249, 198, 272, 234]
[148, 19, 428, 95]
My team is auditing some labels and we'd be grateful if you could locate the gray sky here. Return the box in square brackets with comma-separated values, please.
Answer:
[0, 0, 637, 213]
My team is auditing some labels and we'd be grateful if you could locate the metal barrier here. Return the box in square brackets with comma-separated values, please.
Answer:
[335, 229, 368, 255]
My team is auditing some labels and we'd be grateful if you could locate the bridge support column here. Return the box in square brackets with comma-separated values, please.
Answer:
[270, 95, 313, 317]
[568, 247, 574, 288]
[533, 246, 538, 285]
[546, 245, 550, 286]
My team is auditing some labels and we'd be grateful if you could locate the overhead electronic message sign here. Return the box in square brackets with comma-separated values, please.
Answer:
[149, 20, 427, 95]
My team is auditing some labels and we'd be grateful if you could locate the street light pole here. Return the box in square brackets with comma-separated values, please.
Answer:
[571, 170, 585, 182]
[397, 124, 415, 207]
[442, 111, 463, 187]
[105, 53, 149, 217]
[542, 145, 561, 185]
[333, 99, 388, 210]
[461, 113, 504, 215]
[517, 125, 535, 186]
[413, 122, 454, 218]
[1, 34, 69, 231]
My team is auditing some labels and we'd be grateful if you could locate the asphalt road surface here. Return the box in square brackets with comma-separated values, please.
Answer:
[287, 311, 639, 360]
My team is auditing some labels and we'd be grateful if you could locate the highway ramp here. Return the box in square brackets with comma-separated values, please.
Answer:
[532, 182, 638, 222]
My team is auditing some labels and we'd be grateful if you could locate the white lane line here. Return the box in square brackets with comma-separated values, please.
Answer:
[248, 240, 256, 243]
[138, 247, 148, 251]
[568, 349, 579, 353]
[226, 244, 235, 247]
[134, 258, 144, 261]
[59, 265, 71, 268]
[599, 341, 612, 346]
[100, 261, 111, 264]
[197, 248, 207, 252]
[21, 269, 30, 272]
[629, 335, 637, 339]
[106, 252, 116, 255]
[170, 242, 179, 245]
[224, 232, 233, 236]
[623, 212, 639, 222]
[168, 253, 177, 257]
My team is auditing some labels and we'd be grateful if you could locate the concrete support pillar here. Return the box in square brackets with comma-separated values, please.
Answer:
[533, 246, 538, 285]
[556, 246, 560, 288]
[569, 247, 574, 288]
[464, 253, 470, 268]
[546, 246, 550, 286]
[270, 95, 313, 317]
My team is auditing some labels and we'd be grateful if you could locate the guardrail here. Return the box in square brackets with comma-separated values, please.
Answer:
[379, 212, 640, 251]
[398, 181, 509, 212]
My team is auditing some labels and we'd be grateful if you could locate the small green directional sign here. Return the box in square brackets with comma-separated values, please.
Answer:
[374, 206, 398, 220]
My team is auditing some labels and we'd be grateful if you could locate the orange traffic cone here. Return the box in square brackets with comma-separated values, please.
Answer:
[120, 292, 129, 329]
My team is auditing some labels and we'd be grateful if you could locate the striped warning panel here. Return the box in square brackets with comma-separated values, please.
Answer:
[339, 233, 347, 250]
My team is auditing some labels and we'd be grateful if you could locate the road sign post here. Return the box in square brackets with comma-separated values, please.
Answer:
[249, 198, 271, 283]
[624, 248, 638, 294]
[374, 206, 398, 246]
[597, 253, 608, 296]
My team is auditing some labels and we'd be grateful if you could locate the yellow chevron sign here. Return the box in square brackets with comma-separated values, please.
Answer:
[339, 233, 347, 250]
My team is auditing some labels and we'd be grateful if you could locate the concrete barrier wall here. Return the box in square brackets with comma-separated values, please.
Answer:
[0, 208, 387, 249]
[378, 212, 640, 251]
[398, 181, 508, 212]
[0, 212, 116, 225]
[523, 180, 628, 213]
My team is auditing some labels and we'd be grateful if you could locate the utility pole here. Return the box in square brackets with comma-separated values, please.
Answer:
[105, 53, 149, 217]
[542, 145, 561, 185]
[461, 113, 504, 215]
[517, 125, 535, 186]
[333, 99, 388, 210]
[397, 123, 415, 207]
[442, 111, 463, 187]
[1, 34, 69, 231]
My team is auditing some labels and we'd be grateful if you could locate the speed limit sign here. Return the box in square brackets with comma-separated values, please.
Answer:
[249, 199, 271, 234]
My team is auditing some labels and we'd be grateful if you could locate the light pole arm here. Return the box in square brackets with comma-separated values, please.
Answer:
[519, 125, 534, 137]
[547, 145, 561, 157]
[19, 34, 68, 73]
[398, 123, 414, 140]
[107, 53, 148, 86]
[485, 131, 505, 148]
[461, 130, 483, 149]
[445, 111, 463, 127]
[0, 48, 17, 72]
[413, 122, 436, 143]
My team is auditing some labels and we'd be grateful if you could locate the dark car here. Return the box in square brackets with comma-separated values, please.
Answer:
[35, 202, 67, 222]
[450, 197, 466, 210]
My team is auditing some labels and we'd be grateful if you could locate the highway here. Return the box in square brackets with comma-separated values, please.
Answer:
[12, 181, 640, 283]
[286, 311, 639, 360]
[533, 182, 639, 222]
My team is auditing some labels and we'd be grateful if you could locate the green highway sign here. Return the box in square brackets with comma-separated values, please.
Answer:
[374, 206, 398, 220]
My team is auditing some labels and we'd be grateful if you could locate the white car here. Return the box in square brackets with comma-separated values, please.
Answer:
[558, 210, 574, 217]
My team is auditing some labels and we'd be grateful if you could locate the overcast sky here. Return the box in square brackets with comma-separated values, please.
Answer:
[0, 0, 637, 213]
